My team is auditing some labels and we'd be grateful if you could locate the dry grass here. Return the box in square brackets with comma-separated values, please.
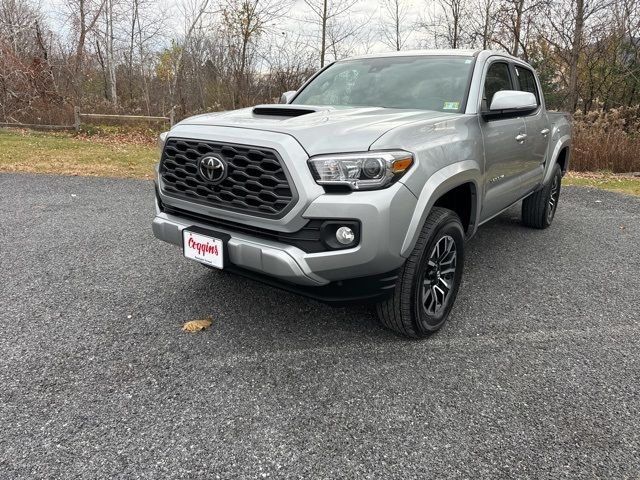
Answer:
[0, 128, 158, 179]
[572, 107, 640, 173]
[1, 128, 639, 197]
[564, 171, 640, 196]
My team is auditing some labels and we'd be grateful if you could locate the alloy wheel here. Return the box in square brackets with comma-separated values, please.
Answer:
[421, 235, 457, 316]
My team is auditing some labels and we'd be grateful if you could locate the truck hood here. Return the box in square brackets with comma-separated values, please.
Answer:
[176, 106, 461, 156]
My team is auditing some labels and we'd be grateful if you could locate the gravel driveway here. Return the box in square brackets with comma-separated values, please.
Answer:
[1, 173, 639, 479]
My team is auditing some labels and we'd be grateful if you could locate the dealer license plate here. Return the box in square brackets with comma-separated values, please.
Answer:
[183, 230, 224, 269]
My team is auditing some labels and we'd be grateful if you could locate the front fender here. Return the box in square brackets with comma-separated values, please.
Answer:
[400, 160, 482, 257]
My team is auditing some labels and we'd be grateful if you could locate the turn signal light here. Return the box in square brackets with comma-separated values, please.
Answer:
[392, 157, 413, 173]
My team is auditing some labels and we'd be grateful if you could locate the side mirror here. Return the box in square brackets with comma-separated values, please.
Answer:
[484, 90, 537, 119]
[280, 91, 296, 104]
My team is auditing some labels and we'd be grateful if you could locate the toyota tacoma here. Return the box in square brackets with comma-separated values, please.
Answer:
[152, 49, 571, 338]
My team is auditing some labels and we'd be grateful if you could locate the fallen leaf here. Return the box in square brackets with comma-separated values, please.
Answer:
[182, 318, 213, 332]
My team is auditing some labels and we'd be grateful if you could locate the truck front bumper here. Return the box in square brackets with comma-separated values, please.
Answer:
[152, 181, 417, 300]
[153, 205, 326, 286]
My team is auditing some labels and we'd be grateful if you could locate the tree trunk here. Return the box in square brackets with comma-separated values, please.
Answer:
[395, 0, 400, 50]
[106, 0, 117, 105]
[568, 0, 584, 113]
[128, 0, 138, 102]
[482, 0, 490, 49]
[95, 40, 109, 100]
[238, 33, 249, 106]
[73, 0, 106, 107]
[320, 0, 327, 67]
[170, 0, 209, 110]
[135, 8, 151, 115]
[74, 0, 87, 106]
[453, 19, 458, 48]
[511, 0, 524, 56]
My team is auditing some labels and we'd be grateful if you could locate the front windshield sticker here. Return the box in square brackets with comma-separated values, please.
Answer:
[443, 102, 460, 110]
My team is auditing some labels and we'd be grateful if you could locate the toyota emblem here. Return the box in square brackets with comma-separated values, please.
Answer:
[198, 155, 227, 183]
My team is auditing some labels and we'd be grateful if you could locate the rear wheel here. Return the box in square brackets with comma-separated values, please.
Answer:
[522, 164, 562, 229]
[377, 207, 465, 338]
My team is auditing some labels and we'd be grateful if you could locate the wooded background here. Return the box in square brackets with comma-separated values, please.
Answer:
[1, 0, 639, 171]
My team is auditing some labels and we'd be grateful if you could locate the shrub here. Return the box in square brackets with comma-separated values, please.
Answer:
[571, 106, 640, 173]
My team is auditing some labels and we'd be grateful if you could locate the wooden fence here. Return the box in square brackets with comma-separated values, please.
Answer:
[73, 107, 175, 131]
[0, 107, 176, 132]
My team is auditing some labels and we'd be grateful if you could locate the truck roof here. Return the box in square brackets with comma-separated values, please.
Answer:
[340, 49, 518, 63]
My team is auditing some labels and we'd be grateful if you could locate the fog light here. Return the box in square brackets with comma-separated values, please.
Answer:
[335, 226, 355, 245]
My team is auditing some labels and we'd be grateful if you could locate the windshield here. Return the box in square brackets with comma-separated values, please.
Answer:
[292, 56, 474, 112]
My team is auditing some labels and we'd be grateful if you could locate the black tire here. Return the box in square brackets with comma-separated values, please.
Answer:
[376, 207, 465, 338]
[522, 164, 562, 229]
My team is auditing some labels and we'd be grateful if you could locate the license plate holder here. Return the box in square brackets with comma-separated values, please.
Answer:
[182, 227, 230, 269]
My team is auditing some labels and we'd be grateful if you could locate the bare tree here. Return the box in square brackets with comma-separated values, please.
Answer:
[419, 0, 468, 48]
[131, 0, 166, 113]
[303, 0, 359, 67]
[94, 0, 118, 104]
[442, 0, 466, 47]
[567, 0, 584, 111]
[171, 0, 212, 112]
[0, 0, 67, 123]
[617, 0, 640, 106]
[325, 9, 371, 60]
[380, 0, 410, 51]
[63, 0, 107, 105]
[492, 0, 546, 57]
[544, 0, 612, 111]
[469, 0, 496, 48]
[221, 0, 290, 107]
[104, 0, 117, 104]
[262, 32, 315, 98]
[2, 0, 640, 125]
[1, 0, 44, 54]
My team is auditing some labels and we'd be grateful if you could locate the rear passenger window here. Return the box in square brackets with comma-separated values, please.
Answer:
[483, 62, 513, 109]
[515, 66, 540, 105]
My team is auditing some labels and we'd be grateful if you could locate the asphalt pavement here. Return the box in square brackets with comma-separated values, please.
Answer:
[1, 173, 639, 479]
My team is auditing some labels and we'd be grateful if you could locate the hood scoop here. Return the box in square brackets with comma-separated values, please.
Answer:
[252, 104, 319, 117]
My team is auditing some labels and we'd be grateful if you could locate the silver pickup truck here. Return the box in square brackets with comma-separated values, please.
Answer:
[153, 49, 571, 338]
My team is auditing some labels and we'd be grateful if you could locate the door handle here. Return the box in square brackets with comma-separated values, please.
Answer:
[540, 128, 550, 136]
[515, 134, 527, 143]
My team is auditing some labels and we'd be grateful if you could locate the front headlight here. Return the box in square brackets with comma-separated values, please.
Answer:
[308, 151, 414, 190]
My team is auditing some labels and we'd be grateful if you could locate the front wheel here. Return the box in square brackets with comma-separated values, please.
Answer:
[377, 207, 465, 338]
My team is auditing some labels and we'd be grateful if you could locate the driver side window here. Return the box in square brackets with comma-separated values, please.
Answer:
[483, 62, 513, 110]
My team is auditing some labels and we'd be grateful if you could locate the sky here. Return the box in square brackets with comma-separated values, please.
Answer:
[40, 0, 441, 64]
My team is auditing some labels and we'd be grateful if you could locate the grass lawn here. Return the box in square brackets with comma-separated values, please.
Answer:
[1, 128, 639, 195]
[0, 128, 157, 179]
[563, 171, 640, 196]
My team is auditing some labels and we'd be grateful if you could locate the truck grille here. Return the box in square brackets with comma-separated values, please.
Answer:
[159, 138, 296, 217]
